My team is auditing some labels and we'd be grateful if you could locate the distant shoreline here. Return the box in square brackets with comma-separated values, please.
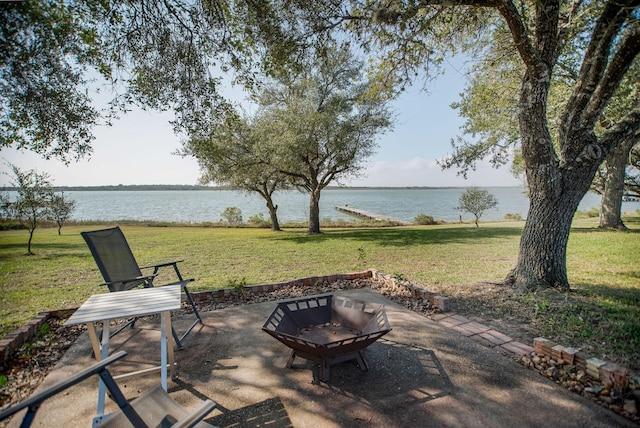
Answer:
[0, 184, 524, 192]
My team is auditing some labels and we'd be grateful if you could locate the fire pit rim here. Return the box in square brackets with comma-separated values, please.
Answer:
[261, 293, 392, 381]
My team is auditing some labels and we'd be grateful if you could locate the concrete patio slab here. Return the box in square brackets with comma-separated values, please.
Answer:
[6, 288, 634, 427]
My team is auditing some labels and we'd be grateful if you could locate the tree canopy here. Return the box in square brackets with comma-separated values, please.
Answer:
[1, 1, 100, 161]
[0, 0, 251, 161]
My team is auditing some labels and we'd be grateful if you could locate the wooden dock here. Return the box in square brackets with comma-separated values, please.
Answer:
[335, 206, 410, 225]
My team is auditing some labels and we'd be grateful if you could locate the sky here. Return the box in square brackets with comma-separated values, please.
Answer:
[0, 59, 522, 188]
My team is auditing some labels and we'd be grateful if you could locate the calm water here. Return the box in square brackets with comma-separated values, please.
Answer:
[44, 187, 623, 224]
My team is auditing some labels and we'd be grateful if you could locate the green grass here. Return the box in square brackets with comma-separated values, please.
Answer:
[1, 215, 638, 366]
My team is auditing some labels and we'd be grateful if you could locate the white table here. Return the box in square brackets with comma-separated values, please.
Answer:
[65, 285, 181, 426]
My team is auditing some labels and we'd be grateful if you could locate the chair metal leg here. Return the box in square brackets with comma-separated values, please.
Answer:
[172, 284, 203, 349]
[183, 285, 203, 323]
[171, 325, 183, 350]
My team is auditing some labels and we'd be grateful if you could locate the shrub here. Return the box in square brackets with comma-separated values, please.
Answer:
[574, 207, 600, 219]
[248, 213, 271, 228]
[504, 213, 523, 221]
[414, 213, 437, 225]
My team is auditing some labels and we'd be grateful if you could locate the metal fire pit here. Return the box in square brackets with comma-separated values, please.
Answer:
[262, 294, 391, 381]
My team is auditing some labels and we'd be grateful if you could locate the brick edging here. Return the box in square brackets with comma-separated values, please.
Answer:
[367, 270, 632, 386]
[0, 308, 76, 369]
[187, 269, 376, 304]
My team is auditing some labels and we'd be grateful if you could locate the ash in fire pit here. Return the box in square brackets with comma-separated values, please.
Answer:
[262, 294, 391, 381]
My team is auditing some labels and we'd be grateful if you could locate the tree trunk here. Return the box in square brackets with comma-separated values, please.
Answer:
[308, 188, 321, 234]
[599, 138, 634, 230]
[265, 198, 281, 231]
[508, 66, 597, 291]
[27, 228, 35, 255]
[507, 168, 594, 291]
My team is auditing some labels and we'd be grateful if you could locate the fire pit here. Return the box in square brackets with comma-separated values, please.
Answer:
[262, 294, 391, 381]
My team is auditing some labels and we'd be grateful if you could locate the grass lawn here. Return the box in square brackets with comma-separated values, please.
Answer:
[1, 213, 638, 368]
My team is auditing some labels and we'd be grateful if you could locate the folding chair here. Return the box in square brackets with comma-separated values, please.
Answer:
[0, 351, 217, 428]
[81, 226, 203, 348]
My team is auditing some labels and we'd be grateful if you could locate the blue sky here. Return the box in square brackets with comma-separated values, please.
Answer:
[1, 59, 521, 188]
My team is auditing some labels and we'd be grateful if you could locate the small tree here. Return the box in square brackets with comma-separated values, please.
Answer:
[47, 192, 76, 235]
[6, 164, 55, 254]
[221, 207, 242, 225]
[456, 187, 498, 228]
[185, 105, 288, 232]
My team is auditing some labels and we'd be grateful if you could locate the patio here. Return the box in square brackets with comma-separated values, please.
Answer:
[8, 288, 633, 427]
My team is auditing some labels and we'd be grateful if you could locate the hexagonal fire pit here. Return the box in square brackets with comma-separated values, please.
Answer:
[262, 294, 391, 381]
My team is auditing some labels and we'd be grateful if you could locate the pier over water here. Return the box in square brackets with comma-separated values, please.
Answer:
[335, 205, 411, 225]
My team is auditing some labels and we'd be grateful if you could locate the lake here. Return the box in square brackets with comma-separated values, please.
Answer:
[45, 187, 627, 224]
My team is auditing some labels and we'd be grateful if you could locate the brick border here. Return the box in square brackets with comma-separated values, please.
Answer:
[361, 270, 632, 386]
[0, 309, 76, 369]
[1, 269, 631, 387]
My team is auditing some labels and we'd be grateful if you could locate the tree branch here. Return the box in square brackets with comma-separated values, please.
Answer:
[534, 0, 560, 65]
[584, 24, 640, 128]
[559, 0, 636, 140]
[495, 0, 538, 67]
[599, 106, 640, 157]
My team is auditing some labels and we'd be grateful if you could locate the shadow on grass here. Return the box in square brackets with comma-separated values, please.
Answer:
[0, 240, 91, 259]
[269, 226, 524, 247]
[570, 226, 640, 234]
[576, 282, 640, 310]
[0, 242, 91, 261]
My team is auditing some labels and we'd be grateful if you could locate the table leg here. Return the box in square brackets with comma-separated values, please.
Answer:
[160, 311, 169, 390]
[96, 321, 110, 417]
[164, 311, 176, 380]
[86, 323, 101, 361]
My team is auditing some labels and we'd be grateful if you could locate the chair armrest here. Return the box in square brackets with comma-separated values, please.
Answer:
[140, 260, 190, 283]
[0, 351, 128, 423]
[140, 260, 184, 270]
[171, 400, 217, 428]
[103, 274, 158, 292]
[106, 274, 157, 286]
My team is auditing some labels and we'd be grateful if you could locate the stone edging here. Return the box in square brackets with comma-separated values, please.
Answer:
[0, 269, 630, 388]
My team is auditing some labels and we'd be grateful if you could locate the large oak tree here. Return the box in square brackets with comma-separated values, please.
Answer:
[446, 12, 640, 231]
[247, 0, 639, 290]
[255, 47, 393, 234]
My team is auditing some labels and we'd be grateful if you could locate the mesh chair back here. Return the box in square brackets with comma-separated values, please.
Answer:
[81, 227, 146, 292]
